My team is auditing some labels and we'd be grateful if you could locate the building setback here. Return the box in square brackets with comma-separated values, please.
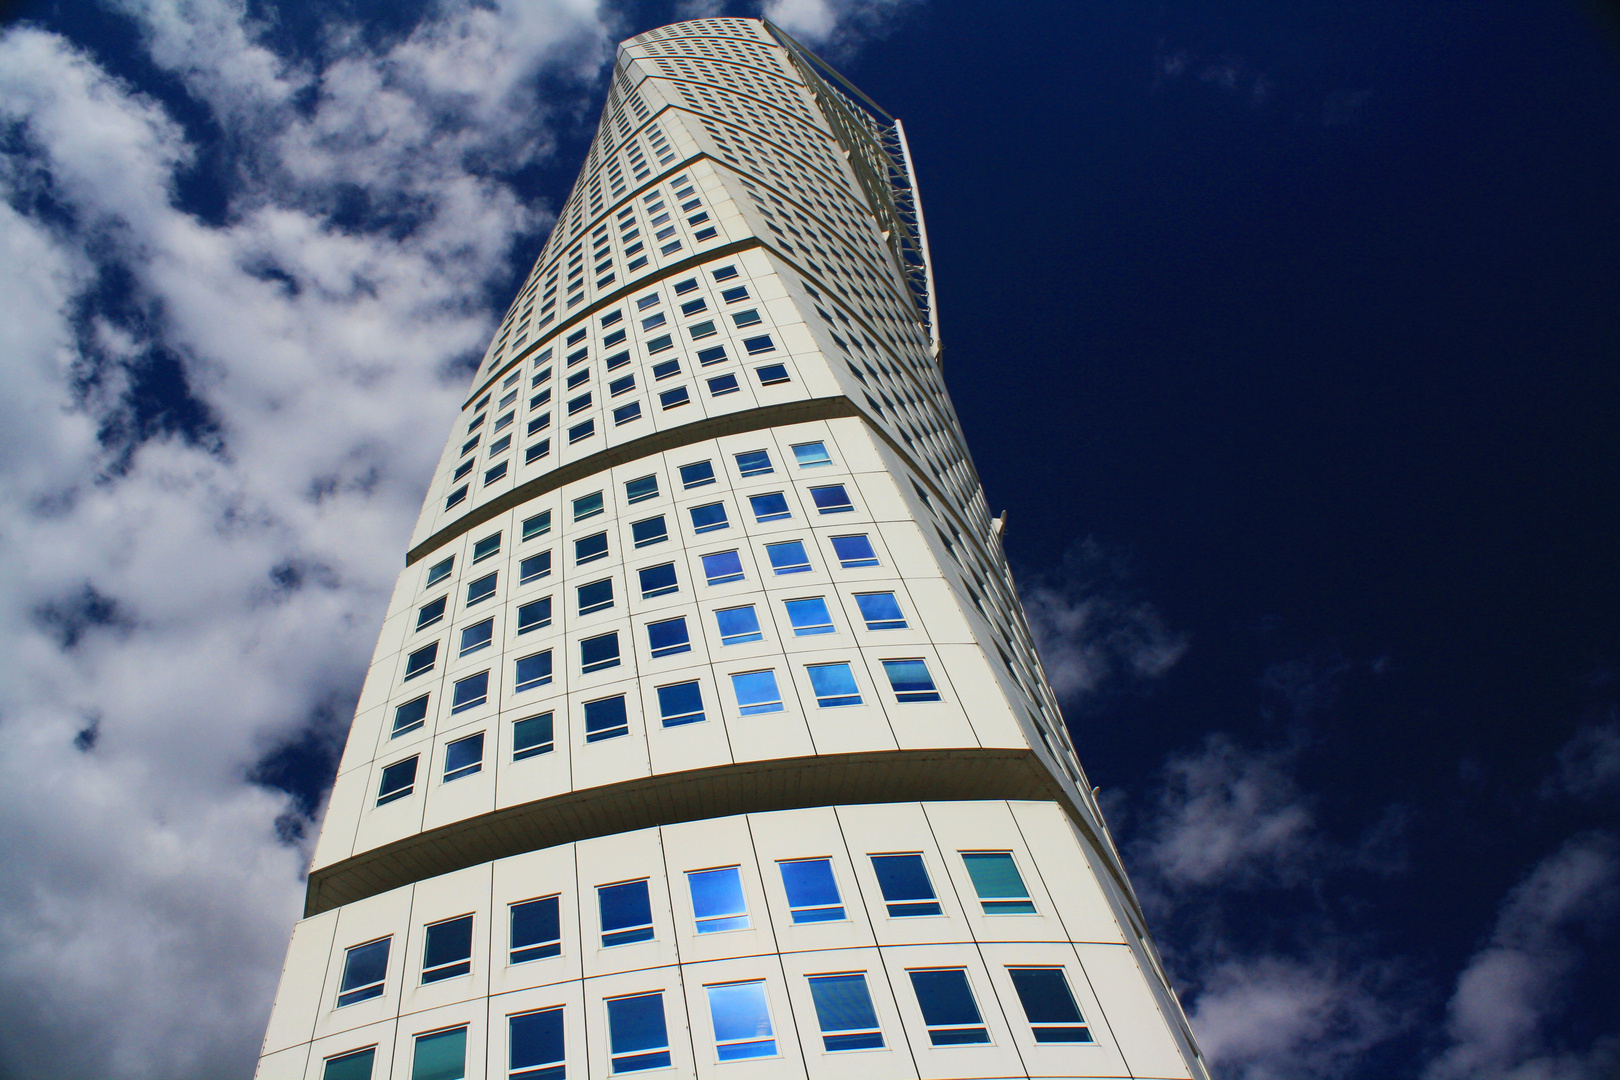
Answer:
[255, 18, 1208, 1080]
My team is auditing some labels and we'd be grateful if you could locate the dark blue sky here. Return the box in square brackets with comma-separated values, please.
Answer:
[7, 0, 1618, 1075]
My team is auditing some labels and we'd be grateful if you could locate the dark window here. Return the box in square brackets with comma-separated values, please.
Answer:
[870, 854, 942, 917]
[625, 475, 659, 503]
[755, 364, 790, 386]
[580, 632, 620, 673]
[609, 374, 636, 397]
[509, 1007, 566, 1080]
[632, 516, 668, 548]
[515, 652, 553, 693]
[1008, 968, 1092, 1043]
[598, 880, 653, 946]
[392, 696, 429, 737]
[606, 992, 670, 1072]
[472, 532, 501, 562]
[749, 492, 791, 522]
[404, 642, 438, 680]
[523, 512, 552, 540]
[584, 695, 628, 742]
[573, 491, 603, 520]
[337, 938, 390, 1006]
[466, 573, 497, 605]
[510, 896, 562, 963]
[831, 534, 879, 568]
[520, 551, 552, 584]
[443, 733, 483, 782]
[807, 973, 883, 1051]
[743, 335, 775, 355]
[657, 681, 704, 726]
[680, 461, 715, 488]
[659, 386, 689, 409]
[689, 502, 729, 534]
[810, 485, 854, 514]
[421, 915, 473, 982]
[651, 359, 681, 380]
[577, 578, 614, 615]
[320, 1047, 374, 1080]
[575, 532, 608, 564]
[613, 402, 642, 425]
[416, 597, 446, 630]
[696, 345, 727, 365]
[908, 969, 989, 1045]
[513, 712, 554, 761]
[517, 597, 552, 634]
[459, 618, 494, 656]
[451, 671, 489, 713]
[376, 757, 418, 806]
[425, 557, 453, 586]
[647, 616, 690, 658]
[568, 419, 595, 443]
[707, 373, 739, 396]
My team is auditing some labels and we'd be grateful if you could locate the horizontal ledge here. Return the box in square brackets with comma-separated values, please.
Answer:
[305, 746, 1075, 917]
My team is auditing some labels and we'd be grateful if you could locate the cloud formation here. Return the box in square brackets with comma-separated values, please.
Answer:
[0, 1, 612, 1076]
[760, 0, 918, 55]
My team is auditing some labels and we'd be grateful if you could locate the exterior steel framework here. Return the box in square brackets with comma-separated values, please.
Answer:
[256, 18, 1209, 1080]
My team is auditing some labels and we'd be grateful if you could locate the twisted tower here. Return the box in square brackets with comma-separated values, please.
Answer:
[256, 18, 1208, 1080]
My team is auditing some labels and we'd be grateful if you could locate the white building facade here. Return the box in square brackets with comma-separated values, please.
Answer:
[255, 18, 1208, 1080]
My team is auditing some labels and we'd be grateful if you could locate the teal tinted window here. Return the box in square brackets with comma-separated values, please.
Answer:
[512, 712, 553, 761]
[1008, 968, 1092, 1043]
[961, 853, 1035, 914]
[808, 974, 883, 1051]
[411, 1026, 467, 1080]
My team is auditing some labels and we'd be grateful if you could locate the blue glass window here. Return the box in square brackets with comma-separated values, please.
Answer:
[748, 492, 791, 522]
[572, 492, 604, 520]
[451, 670, 489, 713]
[574, 532, 608, 564]
[883, 659, 942, 703]
[831, 534, 879, 568]
[598, 881, 653, 947]
[701, 550, 745, 585]
[625, 475, 658, 504]
[472, 532, 501, 562]
[466, 573, 497, 605]
[720, 285, 748, 302]
[606, 992, 670, 1072]
[584, 694, 628, 742]
[1007, 968, 1092, 1043]
[443, 733, 483, 782]
[376, 757, 417, 806]
[755, 364, 790, 386]
[568, 419, 594, 443]
[689, 502, 729, 534]
[509, 1006, 565, 1080]
[522, 511, 552, 540]
[580, 632, 620, 674]
[647, 616, 691, 658]
[526, 439, 550, 464]
[765, 540, 810, 575]
[613, 402, 641, 425]
[712, 265, 738, 281]
[908, 970, 989, 1045]
[609, 374, 636, 397]
[337, 938, 389, 1006]
[413, 598, 443, 631]
[743, 334, 775, 355]
[632, 516, 668, 548]
[513, 712, 553, 761]
[810, 485, 854, 514]
[652, 359, 681, 380]
[687, 319, 716, 339]
[460, 617, 493, 656]
[658, 681, 705, 726]
[517, 597, 551, 634]
[792, 441, 831, 468]
[515, 651, 552, 693]
[445, 484, 468, 510]
[484, 461, 509, 485]
[778, 859, 844, 923]
[734, 450, 772, 476]
[707, 374, 739, 396]
[870, 854, 941, 917]
[731, 670, 783, 715]
[425, 557, 453, 587]
[705, 981, 775, 1061]
[807, 663, 861, 707]
[687, 866, 749, 933]
[856, 593, 907, 630]
[715, 605, 763, 646]
[577, 578, 614, 615]
[407, 642, 440, 678]
[696, 345, 727, 365]
[807, 973, 883, 1051]
[411, 1026, 467, 1080]
[638, 562, 678, 598]
[961, 853, 1035, 914]
[421, 915, 472, 982]
[510, 896, 561, 963]
[680, 460, 715, 488]
[784, 597, 835, 636]
[659, 386, 690, 409]
[393, 696, 428, 737]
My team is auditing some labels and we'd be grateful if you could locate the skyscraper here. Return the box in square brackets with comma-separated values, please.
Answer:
[255, 17, 1208, 1080]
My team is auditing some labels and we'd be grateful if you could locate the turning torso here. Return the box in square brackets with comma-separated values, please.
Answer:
[256, 18, 1208, 1080]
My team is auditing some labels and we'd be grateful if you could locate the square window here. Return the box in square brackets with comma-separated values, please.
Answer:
[412, 1026, 468, 1079]
[755, 364, 790, 386]
[509, 1007, 566, 1079]
[568, 419, 595, 443]
[632, 516, 668, 548]
[451, 670, 489, 713]
[687, 866, 750, 934]
[606, 991, 670, 1072]
[856, 593, 908, 630]
[743, 335, 775, 355]
[705, 981, 776, 1061]
[523, 511, 552, 540]
[376, 757, 418, 807]
[337, 938, 390, 1006]
[513, 712, 554, 761]
[598, 880, 653, 947]
[810, 485, 854, 514]
[765, 540, 810, 575]
[321, 1048, 375, 1080]
[466, 573, 497, 605]
[689, 502, 729, 534]
[584, 694, 629, 742]
[405, 642, 438, 680]
[573, 492, 604, 520]
[613, 401, 642, 425]
[417, 596, 446, 630]
[609, 374, 636, 397]
[638, 562, 678, 598]
[659, 386, 689, 409]
[908, 969, 989, 1045]
[701, 550, 745, 586]
[577, 578, 614, 615]
[680, 460, 715, 488]
[520, 551, 552, 584]
[731, 308, 762, 328]
[580, 632, 620, 673]
[425, 557, 454, 587]
[515, 651, 553, 693]
[734, 449, 772, 476]
[393, 695, 429, 737]
[575, 532, 609, 564]
[510, 895, 561, 962]
[730, 669, 783, 715]
[962, 852, 1036, 914]
[870, 854, 941, 916]
[707, 374, 739, 396]
[658, 681, 705, 726]
[807, 662, 861, 707]
[721, 286, 749, 303]
[696, 345, 727, 365]
[784, 597, 835, 636]
[778, 858, 845, 923]
[459, 617, 494, 656]
[647, 616, 690, 658]
[421, 914, 473, 982]
[651, 359, 681, 380]
[749, 492, 791, 522]
[715, 604, 763, 646]
[807, 974, 883, 1051]
[625, 475, 659, 504]
[883, 658, 942, 702]
[831, 534, 879, 568]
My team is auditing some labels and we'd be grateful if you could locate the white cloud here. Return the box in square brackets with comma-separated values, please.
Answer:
[759, 0, 918, 55]
[1425, 833, 1620, 1080]
[1545, 715, 1620, 801]
[0, 1, 613, 1075]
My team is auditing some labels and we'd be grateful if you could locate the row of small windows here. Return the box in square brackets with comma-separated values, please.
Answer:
[323, 959, 1087, 1080]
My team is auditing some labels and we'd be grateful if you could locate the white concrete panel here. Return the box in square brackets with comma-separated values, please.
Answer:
[1075, 943, 1195, 1080]
[260, 911, 339, 1055]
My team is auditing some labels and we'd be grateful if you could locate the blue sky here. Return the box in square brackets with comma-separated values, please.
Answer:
[0, 1, 1617, 1078]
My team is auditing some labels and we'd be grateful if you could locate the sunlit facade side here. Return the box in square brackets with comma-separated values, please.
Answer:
[255, 18, 1208, 1080]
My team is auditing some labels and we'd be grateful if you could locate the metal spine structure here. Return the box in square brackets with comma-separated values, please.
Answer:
[255, 18, 1207, 1080]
